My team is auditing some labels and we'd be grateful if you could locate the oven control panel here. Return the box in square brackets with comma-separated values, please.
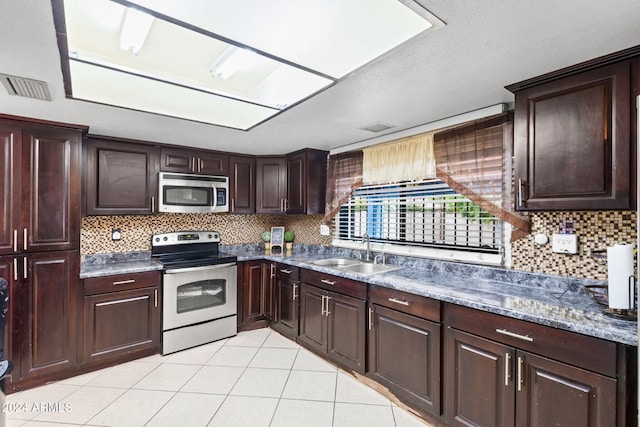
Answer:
[152, 231, 221, 246]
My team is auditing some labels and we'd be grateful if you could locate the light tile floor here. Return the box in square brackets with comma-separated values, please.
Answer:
[4, 328, 433, 427]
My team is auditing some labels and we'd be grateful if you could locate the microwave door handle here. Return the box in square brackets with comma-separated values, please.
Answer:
[165, 263, 236, 274]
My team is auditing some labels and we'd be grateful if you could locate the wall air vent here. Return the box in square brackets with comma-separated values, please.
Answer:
[362, 122, 396, 133]
[0, 74, 51, 101]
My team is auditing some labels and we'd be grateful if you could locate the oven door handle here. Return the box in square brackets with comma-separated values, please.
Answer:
[165, 263, 236, 274]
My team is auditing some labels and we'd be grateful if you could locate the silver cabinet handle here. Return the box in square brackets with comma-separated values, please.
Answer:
[320, 295, 325, 316]
[191, 157, 197, 172]
[23, 256, 27, 279]
[518, 179, 525, 208]
[270, 263, 276, 278]
[325, 296, 331, 315]
[388, 297, 409, 306]
[112, 279, 136, 286]
[368, 307, 373, 330]
[23, 228, 27, 251]
[293, 283, 298, 301]
[231, 199, 235, 212]
[96, 295, 149, 307]
[496, 328, 534, 342]
[154, 289, 158, 307]
[517, 356, 524, 392]
[504, 353, 510, 386]
[321, 279, 336, 286]
[280, 269, 292, 274]
[151, 196, 155, 213]
[284, 198, 288, 212]
[13, 258, 17, 281]
[13, 230, 17, 252]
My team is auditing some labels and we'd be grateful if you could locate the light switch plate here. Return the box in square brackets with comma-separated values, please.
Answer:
[320, 224, 331, 236]
[552, 233, 578, 254]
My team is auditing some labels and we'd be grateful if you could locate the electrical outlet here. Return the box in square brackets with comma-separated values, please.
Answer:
[552, 233, 578, 254]
[111, 228, 122, 241]
[319, 224, 331, 236]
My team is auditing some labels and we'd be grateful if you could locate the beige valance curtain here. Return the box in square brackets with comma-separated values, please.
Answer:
[362, 133, 436, 184]
[324, 151, 363, 224]
[434, 112, 531, 241]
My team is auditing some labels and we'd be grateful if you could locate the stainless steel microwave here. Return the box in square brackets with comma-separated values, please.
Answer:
[158, 172, 229, 213]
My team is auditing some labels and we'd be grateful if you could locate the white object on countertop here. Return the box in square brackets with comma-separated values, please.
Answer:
[607, 244, 635, 310]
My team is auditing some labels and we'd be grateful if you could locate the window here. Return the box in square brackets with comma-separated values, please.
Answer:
[335, 179, 502, 255]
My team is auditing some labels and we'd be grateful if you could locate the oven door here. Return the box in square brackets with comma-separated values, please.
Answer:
[163, 263, 237, 330]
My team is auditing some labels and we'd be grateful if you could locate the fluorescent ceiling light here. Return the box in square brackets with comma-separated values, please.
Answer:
[58, 0, 444, 130]
[119, 8, 154, 54]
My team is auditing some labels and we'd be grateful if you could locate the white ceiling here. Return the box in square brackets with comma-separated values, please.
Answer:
[1, 0, 640, 155]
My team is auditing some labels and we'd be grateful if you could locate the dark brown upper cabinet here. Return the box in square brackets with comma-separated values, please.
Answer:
[508, 58, 633, 211]
[160, 147, 228, 176]
[229, 155, 256, 214]
[256, 156, 287, 214]
[0, 121, 82, 254]
[286, 149, 328, 214]
[85, 137, 159, 215]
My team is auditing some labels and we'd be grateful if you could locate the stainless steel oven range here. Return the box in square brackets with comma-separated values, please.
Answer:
[151, 231, 237, 354]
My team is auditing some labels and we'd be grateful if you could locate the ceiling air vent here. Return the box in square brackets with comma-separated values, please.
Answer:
[0, 74, 51, 101]
[362, 121, 396, 133]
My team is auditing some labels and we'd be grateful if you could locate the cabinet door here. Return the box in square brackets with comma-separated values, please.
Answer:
[22, 126, 81, 252]
[196, 151, 228, 175]
[327, 290, 366, 373]
[298, 284, 327, 353]
[369, 304, 441, 415]
[0, 256, 20, 380]
[229, 155, 255, 213]
[159, 147, 195, 173]
[444, 327, 515, 427]
[256, 157, 286, 214]
[86, 138, 159, 215]
[0, 125, 21, 255]
[241, 260, 266, 326]
[19, 251, 78, 379]
[273, 275, 299, 339]
[514, 61, 631, 210]
[286, 151, 305, 213]
[83, 286, 160, 365]
[515, 351, 616, 427]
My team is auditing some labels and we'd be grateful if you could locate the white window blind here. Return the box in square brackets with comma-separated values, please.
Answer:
[335, 179, 502, 253]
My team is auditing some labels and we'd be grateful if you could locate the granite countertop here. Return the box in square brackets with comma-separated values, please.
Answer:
[79, 245, 638, 346]
[80, 251, 163, 278]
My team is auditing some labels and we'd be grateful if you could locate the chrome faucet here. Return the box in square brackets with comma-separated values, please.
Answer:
[361, 233, 371, 262]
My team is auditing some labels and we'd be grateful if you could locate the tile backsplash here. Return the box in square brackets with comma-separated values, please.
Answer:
[80, 213, 332, 256]
[510, 210, 637, 281]
[82, 210, 636, 281]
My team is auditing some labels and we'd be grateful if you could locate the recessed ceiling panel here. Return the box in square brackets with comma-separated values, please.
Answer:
[69, 60, 278, 129]
[59, 0, 441, 130]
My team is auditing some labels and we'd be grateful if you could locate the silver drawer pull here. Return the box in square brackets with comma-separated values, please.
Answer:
[496, 328, 534, 342]
[96, 295, 149, 307]
[320, 279, 336, 285]
[280, 269, 292, 274]
[388, 297, 409, 306]
[112, 279, 136, 286]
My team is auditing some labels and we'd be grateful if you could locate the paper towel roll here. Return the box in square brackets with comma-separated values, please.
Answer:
[607, 244, 635, 309]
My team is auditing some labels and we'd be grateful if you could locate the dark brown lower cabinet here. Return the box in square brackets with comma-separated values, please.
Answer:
[238, 260, 274, 331]
[272, 264, 299, 340]
[298, 282, 366, 373]
[444, 327, 617, 427]
[368, 304, 441, 417]
[82, 271, 161, 365]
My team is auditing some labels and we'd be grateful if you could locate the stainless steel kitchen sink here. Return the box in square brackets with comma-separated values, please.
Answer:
[311, 258, 403, 275]
[338, 262, 403, 275]
[311, 258, 360, 268]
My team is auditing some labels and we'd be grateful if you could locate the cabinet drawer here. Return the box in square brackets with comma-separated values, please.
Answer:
[301, 269, 366, 300]
[444, 303, 617, 377]
[276, 263, 299, 281]
[84, 271, 160, 296]
[370, 285, 440, 322]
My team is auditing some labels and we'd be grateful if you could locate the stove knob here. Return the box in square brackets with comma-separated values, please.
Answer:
[208, 234, 213, 239]
[163, 236, 168, 241]
[154, 237, 160, 242]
